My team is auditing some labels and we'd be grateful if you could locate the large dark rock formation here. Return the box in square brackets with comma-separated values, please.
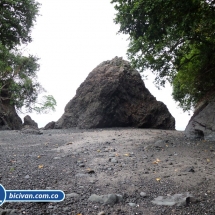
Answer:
[185, 98, 215, 141]
[0, 100, 22, 130]
[55, 57, 175, 129]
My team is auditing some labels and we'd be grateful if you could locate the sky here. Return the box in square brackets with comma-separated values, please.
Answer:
[19, 0, 191, 131]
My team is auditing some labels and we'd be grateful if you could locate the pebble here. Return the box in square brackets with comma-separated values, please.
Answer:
[46, 187, 52, 190]
[66, 193, 80, 198]
[128, 203, 136, 207]
[24, 175, 30, 179]
[89, 180, 96, 184]
[63, 207, 69, 211]
[140, 192, 147, 197]
[53, 157, 61, 160]
[98, 211, 106, 215]
[88, 194, 123, 205]
[155, 140, 163, 145]
[186, 167, 195, 172]
[187, 196, 200, 203]
[85, 168, 95, 174]
[110, 158, 118, 163]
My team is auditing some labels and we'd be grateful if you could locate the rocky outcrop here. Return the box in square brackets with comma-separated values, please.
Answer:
[23, 115, 38, 129]
[0, 100, 22, 130]
[44, 121, 55, 130]
[21, 115, 42, 134]
[185, 99, 215, 141]
[55, 57, 175, 129]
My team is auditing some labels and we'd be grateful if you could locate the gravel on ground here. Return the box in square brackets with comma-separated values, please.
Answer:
[0, 128, 215, 215]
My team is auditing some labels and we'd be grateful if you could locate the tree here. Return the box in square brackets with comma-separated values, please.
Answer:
[0, 0, 56, 115]
[0, 44, 56, 113]
[0, 0, 40, 48]
[172, 42, 215, 110]
[111, 0, 215, 110]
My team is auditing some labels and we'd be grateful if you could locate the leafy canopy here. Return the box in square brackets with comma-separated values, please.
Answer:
[0, 0, 40, 48]
[0, 0, 56, 113]
[111, 0, 215, 110]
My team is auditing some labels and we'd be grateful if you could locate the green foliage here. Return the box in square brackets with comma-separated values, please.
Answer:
[172, 43, 215, 110]
[33, 95, 57, 114]
[0, 44, 41, 109]
[0, 0, 41, 48]
[111, 0, 215, 110]
[0, 0, 56, 114]
[0, 44, 56, 113]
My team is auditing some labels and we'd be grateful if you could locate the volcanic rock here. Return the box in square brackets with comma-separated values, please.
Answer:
[23, 115, 38, 129]
[185, 98, 215, 141]
[55, 57, 175, 129]
[88, 194, 123, 205]
[0, 99, 22, 130]
[44, 121, 55, 130]
[151, 192, 192, 206]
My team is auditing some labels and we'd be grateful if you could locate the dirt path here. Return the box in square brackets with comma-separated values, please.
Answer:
[0, 128, 215, 214]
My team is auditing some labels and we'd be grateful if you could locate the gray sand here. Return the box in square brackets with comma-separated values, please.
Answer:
[0, 128, 215, 214]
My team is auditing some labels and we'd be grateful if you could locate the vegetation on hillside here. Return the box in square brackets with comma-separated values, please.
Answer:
[111, 0, 215, 110]
[0, 0, 56, 113]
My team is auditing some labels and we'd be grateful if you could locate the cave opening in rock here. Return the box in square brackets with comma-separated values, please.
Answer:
[194, 129, 204, 140]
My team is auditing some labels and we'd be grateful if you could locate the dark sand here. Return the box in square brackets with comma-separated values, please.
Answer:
[0, 128, 215, 214]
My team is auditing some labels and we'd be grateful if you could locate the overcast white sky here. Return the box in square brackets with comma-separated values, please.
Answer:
[19, 0, 191, 130]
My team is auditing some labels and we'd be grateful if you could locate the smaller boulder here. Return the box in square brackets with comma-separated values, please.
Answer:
[88, 194, 123, 205]
[151, 192, 193, 206]
[185, 99, 215, 141]
[44, 121, 55, 130]
[23, 115, 38, 129]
